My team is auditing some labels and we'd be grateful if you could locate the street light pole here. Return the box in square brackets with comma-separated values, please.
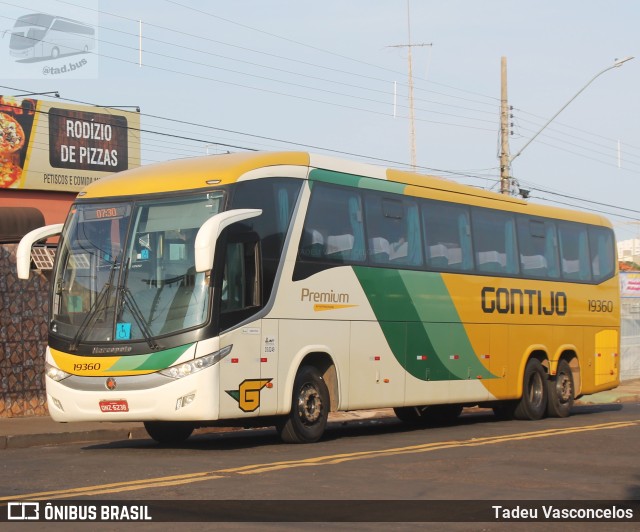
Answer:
[510, 56, 634, 165]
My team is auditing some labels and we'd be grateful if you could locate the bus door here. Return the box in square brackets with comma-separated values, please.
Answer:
[216, 232, 267, 419]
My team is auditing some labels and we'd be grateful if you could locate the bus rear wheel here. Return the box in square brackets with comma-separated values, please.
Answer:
[547, 359, 574, 418]
[514, 358, 548, 420]
[144, 421, 194, 445]
[277, 366, 329, 444]
[394, 404, 463, 425]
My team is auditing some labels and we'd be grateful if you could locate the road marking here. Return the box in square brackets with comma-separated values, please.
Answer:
[2, 419, 638, 501]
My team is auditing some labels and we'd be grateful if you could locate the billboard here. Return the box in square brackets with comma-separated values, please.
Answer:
[621, 272, 640, 298]
[0, 96, 140, 192]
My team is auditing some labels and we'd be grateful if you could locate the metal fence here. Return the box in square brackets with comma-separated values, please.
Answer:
[621, 297, 640, 381]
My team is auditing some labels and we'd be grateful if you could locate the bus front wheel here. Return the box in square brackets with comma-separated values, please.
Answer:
[547, 359, 574, 418]
[51, 47, 60, 59]
[144, 421, 194, 445]
[514, 358, 548, 420]
[277, 366, 329, 444]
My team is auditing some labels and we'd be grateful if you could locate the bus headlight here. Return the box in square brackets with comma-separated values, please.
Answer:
[45, 362, 71, 382]
[160, 345, 233, 380]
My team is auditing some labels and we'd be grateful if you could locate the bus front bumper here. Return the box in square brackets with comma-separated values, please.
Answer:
[45, 364, 221, 422]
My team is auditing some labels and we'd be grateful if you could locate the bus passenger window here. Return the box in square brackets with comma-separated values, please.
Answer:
[471, 209, 518, 275]
[558, 222, 591, 281]
[364, 195, 422, 267]
[299, 184, 365, 264]
[589, 226, 614, 282]
[422, 202, 472, 271]
[220, 240, 260, 313]
[516, 218, 560, 279]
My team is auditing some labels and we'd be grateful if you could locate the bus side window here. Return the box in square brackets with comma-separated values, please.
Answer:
[471, 208, 519, 275]
[517, 218, 560, 279]
[220, 240, 260, 314]
[299, 184, 365, 264]
[230, 178, 302, 303]
[217, 234, 261, 331]
[589, 226, 615, 282]
[422, 201, 472, 272]
[558, 222, 591, 281]
[364, 194, 422, 267]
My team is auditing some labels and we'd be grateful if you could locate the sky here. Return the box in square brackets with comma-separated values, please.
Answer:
[1, 0, 639, 241]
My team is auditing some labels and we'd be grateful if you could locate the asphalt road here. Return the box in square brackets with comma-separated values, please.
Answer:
[1, 403, 639, 530]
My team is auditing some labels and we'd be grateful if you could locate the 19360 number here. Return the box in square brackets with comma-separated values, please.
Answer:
[73, 363, 101, 371]
[588, 300, 614, 312]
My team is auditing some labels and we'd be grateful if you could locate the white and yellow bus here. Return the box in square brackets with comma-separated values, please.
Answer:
[18, 152, 620, 444]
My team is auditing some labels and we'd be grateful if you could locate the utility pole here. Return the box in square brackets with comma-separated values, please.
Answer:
[389, 0, 432, 170]
[499, 56, 511, 195]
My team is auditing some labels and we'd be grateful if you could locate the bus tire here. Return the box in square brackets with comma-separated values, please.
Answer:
[143, 421, 194, 445]
[277, 366, 329, 444]
[514, 358, 548, 420]
[547, 359, 574, 418]
[51, 47, 60, 59]
[394, 404, 462, 425]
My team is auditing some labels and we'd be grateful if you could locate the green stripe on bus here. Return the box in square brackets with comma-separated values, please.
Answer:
[309, 169, 406, 195]
[107, 344, 194, 372]
[353, 267, 495, 381]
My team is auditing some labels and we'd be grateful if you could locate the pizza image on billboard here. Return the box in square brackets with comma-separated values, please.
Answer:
[0, 113, 25, 153]
[0, 97, 36, 189]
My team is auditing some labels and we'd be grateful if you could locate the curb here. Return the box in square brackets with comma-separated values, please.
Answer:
[0, 427, 148, 450]
[575, 392, 640, 405]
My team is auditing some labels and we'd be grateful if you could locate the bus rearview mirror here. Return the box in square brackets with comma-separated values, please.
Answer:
[194, 209, 262, 273]
[16, 224, 64, 280]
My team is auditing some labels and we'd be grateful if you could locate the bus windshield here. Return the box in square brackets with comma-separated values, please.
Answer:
[10, 14, 52, 50]
[52, 192, 225, 346]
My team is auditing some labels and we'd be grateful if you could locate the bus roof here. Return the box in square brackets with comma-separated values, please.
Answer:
[78, 151, 611, 228]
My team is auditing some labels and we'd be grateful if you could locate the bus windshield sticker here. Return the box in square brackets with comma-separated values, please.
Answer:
[116, 322, 131, 340]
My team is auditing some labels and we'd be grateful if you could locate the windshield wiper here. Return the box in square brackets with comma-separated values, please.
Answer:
[117, 257, 159, 351]
[69, 252, 120, 352]
[118, 286, 160, 351]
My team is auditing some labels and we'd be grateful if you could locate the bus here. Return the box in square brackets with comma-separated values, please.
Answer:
[17, 151, 620, 444]
[8, 13, 95, 61]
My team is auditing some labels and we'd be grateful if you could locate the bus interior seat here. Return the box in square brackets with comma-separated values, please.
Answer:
[388, 240, 408, 261]
[369, 237, 390, 263]
[428, 243, 449, 268]
[562, 258, 581, 280]
[300, 229, 325, 259]
[477, 250, 506, 273]
[521, 254, 547, 277]
[326, 234, 354, 261]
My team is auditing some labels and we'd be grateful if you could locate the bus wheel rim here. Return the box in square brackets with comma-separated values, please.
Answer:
[298, 383, 322, 425]
[557, 373, 572, 403]
[529, 372, 543, 406]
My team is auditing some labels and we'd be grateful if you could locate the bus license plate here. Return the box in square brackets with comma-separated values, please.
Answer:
[99, 400, 129, 412]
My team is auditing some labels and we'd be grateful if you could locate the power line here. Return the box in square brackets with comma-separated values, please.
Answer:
[41, 0, 498, 112]
[531, 196, 640, 222]
[6, 83, 639, 221]
[160, 0, 500, 104]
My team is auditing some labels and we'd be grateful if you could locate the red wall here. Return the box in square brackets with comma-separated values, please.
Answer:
[0, 190, 76, 226]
